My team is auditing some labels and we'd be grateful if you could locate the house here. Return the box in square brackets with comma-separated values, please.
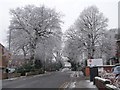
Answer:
[117, 2, 120, 63]
[105, 29, 119, 65]
[0, 43, 10, 79]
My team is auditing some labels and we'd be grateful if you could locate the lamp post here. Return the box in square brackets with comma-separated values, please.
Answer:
[8, 29, 12, 79]
[9, 29, 12, 52]
[117, 2, 120, 63]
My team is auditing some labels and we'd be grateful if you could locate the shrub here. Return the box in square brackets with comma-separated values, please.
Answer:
[16, 62, 45, 76]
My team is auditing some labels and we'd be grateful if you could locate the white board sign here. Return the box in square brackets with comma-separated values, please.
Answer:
[87, 58, 103, 66]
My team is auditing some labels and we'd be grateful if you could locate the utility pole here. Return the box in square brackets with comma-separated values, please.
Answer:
[43, 40, 46, 72]
[9, 29, 11, 52]
[7, 29, 12, 78]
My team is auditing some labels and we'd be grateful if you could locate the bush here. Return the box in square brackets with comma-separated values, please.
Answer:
[38, 68, 45, 74]
[34, 60, 42, 69]
[16, 63, 33, 76]
[16, 62, 45, 76]
[25, 68, 45, 76]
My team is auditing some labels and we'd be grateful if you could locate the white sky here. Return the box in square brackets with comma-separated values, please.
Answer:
[0, 0, 119, 47]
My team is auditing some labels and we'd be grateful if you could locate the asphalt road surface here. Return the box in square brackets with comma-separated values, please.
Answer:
[2, 71, 71, 88]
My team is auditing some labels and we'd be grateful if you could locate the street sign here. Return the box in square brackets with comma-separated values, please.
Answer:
[87, 58, 103, 66]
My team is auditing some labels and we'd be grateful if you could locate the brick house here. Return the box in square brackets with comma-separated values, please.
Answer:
[0, 43, 10, 79]
[117, 2, 120, 63]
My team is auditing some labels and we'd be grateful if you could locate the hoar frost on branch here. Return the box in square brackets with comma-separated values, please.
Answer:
[64, 6, 110, 66]
[9, 5, 63, 65]
[75, 6, 108, 59]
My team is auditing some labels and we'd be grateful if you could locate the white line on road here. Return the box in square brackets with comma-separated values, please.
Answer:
[59, 82, 69, 90]
[69, 82, 76, 88]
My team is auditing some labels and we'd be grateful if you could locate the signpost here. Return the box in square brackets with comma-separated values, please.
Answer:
[87, 58, 103, 81]
[87, 58, 103, 67]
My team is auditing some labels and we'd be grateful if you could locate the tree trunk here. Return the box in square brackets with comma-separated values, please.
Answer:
[88, 49, 91, 59]
[91, 42, 95, 59]
[22, 46, 27, 61]
[30, 47, 36, 65]
[30, 39, 37, 65]
[29, 31, 38, 65]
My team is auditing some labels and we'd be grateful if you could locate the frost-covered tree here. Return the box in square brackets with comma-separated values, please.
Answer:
[9, 5, 62, 65]
[64, 26, 83, 60]
[35, 29, 62, 64]
[64, 6, 108, 68]
[95, 29, 117, 64]
[11, 31, 29, 58]
[63, 26, 84, 70]
[75, 6, 108, 59]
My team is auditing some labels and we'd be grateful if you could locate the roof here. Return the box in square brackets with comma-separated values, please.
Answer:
[0, 43, 4, 48]
[0, 43, 10, 54]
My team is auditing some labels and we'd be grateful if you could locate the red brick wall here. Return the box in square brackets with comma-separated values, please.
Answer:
[0, 72, 8, 79]
[0, 43, 9, 79]
[103, 67, 113, 73]
[0, 45, 3, 67]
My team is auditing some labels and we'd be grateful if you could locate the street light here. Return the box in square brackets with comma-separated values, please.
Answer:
[9, 29, 12, 52]
[8, 29, 13, 72]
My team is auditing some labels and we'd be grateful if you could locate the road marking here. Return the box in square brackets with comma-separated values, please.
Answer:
[59, 82, 69, 90]
[69, 82, 76, 88]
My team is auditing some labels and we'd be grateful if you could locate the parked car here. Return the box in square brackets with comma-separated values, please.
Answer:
[7, 68, 15, 73]
[112, 66, 120, 88]
[113, 66, 120, 75]
[99, 65, 120, 88]
[61, 68, 71, 72]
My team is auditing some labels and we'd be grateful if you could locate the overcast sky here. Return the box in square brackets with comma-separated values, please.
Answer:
[0, 0, 119, 47]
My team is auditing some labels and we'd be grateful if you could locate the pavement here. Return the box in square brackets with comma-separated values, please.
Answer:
[66, 71, 98, 90]
[2, 71, 98, 90]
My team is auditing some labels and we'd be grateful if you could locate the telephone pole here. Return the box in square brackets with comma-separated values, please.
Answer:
[9, 29, 11, 52]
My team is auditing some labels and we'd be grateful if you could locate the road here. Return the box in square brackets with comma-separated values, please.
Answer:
[2, 71, 72, 88]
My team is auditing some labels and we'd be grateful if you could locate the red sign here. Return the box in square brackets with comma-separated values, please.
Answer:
[89, 59, 92, 63]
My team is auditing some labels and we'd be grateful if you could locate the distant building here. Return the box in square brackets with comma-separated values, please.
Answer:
[117, 2, 120, 63]
[116, 33, 120, 63]
[106, 29, 118, 65]
[0, 43, 10, 79]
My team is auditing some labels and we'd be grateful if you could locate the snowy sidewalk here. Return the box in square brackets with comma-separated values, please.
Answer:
[67, 71, 98, 90]
[75, 80, 98, 89]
